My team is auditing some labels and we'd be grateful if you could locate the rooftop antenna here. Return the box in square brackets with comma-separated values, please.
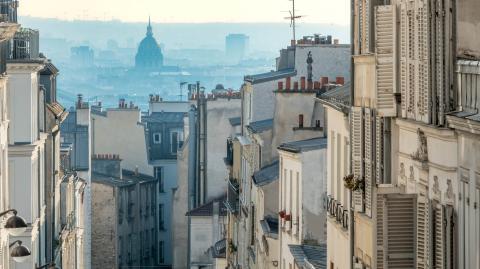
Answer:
[179, 82, 187, 101]
[284, 0, 304, 42]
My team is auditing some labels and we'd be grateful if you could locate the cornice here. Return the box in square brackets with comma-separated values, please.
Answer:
[395, 118, 456, 141]
[0, 23, 19, 42]
[7, 61, 45, 73]
[446, 115, 480, 135]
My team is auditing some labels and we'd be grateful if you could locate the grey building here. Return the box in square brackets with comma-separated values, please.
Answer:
[91, 155, 158, 269]
[225, 34, 249, 64]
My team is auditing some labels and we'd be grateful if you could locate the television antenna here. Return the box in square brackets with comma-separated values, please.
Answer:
[284, 0, 304, 42]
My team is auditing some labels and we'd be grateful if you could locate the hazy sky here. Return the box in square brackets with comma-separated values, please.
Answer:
[19, 0, 350, 25]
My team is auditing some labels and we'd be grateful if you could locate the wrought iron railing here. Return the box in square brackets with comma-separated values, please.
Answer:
[225, 178, 240, 214]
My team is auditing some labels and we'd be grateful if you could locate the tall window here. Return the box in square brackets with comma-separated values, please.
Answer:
[159, 241, 164, 264]
[155, 167, 164, 193]
[171, 131, 183, 153]
[159, 204, 164, 230]
[153, 133, 161, 144]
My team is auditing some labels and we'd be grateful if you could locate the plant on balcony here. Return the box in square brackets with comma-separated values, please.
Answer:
[278, 210, 286, 218]
[284, 214, 291, 221]
[343, 174, 364, 191]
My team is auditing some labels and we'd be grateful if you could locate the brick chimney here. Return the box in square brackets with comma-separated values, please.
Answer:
[336, 77, 345, 85]
[298, 114, 304, 128]
[278, 81, 284, 91]
[320, 77, 329, 86]
[300, 77, 306, 90]
[293, 81, 299, 91]
[286, 77, 291, 90]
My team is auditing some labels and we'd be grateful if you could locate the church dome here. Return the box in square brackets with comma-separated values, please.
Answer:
[135, 18, 164, 70]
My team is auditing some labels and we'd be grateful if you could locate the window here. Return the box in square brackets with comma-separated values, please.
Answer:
[171, 131, 179, 153]
[159, 241, 164, 264]
[159, 204, 164, 230]
[155, 167, 164, 193]
[153, 133, 161, 144]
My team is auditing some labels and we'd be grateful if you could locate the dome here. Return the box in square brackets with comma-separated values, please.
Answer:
[135, 18, 164, 70]
[215, 84, 225, 90]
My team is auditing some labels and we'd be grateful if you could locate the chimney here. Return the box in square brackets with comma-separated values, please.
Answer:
[300, 77, 306, 90]
[307, 81, 313, 90]
[336, 77, 345, 85]
[77, 94, 83, 109]
[298, 114, 304, 128]
[291, 39, 296, 46]
[293, 81, 299, 91]
[134, 166, 139, 176]
[278, 81, 284, 91]
[314, 81, 321, 90]
[92, 154, 122, 178]
[334, 39, 339, 45]
[320, 77, 329, 86]
[286, 77, 291, 90]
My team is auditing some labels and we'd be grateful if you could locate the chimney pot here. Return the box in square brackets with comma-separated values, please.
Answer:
[300, 77, 306, 90]
[291, 39, 296, 46]
[307, 81, 313, 90]
[320, 77, 329, 86]
[298, 114, 304, 128]
[336, 77, 345, 85]
[278, 81, 284, 91]
[334, 39, 339, 45]
[314, 81, 320, 90]
[293, 81, 299, 91]
[286, 77, 291, 90]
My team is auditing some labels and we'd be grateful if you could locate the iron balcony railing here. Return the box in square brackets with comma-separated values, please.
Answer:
[326, 195, 349, 230]
[225, 138, 234, 166]
[225, 177, 240, 214]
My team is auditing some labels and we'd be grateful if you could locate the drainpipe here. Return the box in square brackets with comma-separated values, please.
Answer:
[349, 0, 355, 268]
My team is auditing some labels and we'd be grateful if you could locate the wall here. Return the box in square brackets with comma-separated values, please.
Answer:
[149, 101, 190, 114]
[190, 216, 214, 265]
[91, 182, 117, 269]
[205, 98, 241, 201]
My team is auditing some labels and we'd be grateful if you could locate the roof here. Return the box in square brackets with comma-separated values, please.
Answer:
[247, 118, 273, 134]
[46, 102, 68, 120]
[92, 169, 156, 187]
[142, 112, 186, 124]
[260, 215, 279, 239]
[288, 244, 327, 269]
[186, 195, 228, 217]
[211, 238, 226, 259]
[278, 137, 327, 153]
[252, 161, 279, 187]
[40, 61, 59, 75]
[229, 117, 241, 127]
[317, 83, 351, 113]
[244, 68, 296, 85]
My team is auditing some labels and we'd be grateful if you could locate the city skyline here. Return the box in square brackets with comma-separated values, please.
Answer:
[19, 0, 350, 25]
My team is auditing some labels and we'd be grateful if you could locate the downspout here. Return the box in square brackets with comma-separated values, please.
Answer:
[349, 0, 355, 268]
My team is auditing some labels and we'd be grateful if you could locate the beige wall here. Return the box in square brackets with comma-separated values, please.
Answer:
[457, 0, 480, 59]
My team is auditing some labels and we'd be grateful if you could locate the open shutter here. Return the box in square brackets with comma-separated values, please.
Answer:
[417, 193, 431, 269]
[387, 195, 415, 268]
[445, 205, 456, 269]
[351, 106, 364, 212]
[416, 0, 431, 123]
[375, 5, 397, 117]
[376, 195, 386, 269]
[375, 116, 384, 184]
[364, 108, 373, 217]
[434, 203, 446, 269]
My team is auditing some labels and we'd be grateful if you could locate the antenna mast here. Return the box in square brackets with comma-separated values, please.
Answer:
[284, 0, 303, 42]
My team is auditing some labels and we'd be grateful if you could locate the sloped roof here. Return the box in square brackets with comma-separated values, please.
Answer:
[252, 160, 279, 187]
[229, 117, 241, 127]
[244, 68, 296, 85]
[278, 137, 327, 153]
[47, 102, 68, 120]
[247, 118, 273, 134]
[211, 238, 226, 259]
[288, 244, 327, 269]
[142, 112, 186, 124]
[317, 83, 351, 113]
[186, 195, 227, 217]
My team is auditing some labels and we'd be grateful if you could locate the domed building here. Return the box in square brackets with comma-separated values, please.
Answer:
[135, 18, 164, 70]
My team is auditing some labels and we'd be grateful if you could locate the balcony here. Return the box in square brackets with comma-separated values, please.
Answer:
[225, 178, 239, 214]
[326, 196, 349, 230]
[224, 138, 234, 166]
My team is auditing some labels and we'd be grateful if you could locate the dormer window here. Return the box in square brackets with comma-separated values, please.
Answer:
[153, 133, 161, 144]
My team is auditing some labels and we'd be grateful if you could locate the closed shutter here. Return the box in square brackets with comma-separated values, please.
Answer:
[351, 106, 364, 212]
[417, 193, 431, 269]
[376, 195, 386, 269]
[400, 2, 408, 118]
[445, 205, 456, 269]
[364, 108, 373, 217]
[359, 0, 363, 53]
[434, 203, 446, 269]
[375, 116, 384, 184]
[364, 0, 370, 53]
[416, 0, 430, 123]
[387, 195, 415, 268]
[434, 0, 446, 125]
[375, 5, 397, 117]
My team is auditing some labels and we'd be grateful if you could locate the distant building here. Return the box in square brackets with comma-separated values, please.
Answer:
[70, 46, 94, 67]
[91, 156, 157, 268]
[135, 18, 164, 70]
[225, 34, 249, 64]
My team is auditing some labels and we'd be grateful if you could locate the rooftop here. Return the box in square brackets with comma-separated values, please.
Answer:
[288, 244, 327, 269]
[247, 118, 273, 134]
[317, 82, 351, 113]
[186, 195, 228, 217]
[244, 68, 296, 85]
[252, 160, 279, 187]
[142, 112, 186, 124]
[278, 137, 327, 153]
[92, 169, 156, 188]
[229, 117, 241, 127]
[211, 238, 226, 259]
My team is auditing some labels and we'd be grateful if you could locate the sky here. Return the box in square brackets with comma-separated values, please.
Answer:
[19, 0, 350, 25]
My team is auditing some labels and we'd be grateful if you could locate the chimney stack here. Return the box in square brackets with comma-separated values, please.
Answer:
[291, 40, 296, 46]
[278, 81, 284, 91]
[334, 39, 339, 45]
[307, 80, 313, 90]
[314, 81, 320, 90]
[336, 77, 345, 85]
[320, 77, 329, 86]
[300, 77, 306, 90]
[134, 165, 139, 176]
[286, 77, 291, 90]
[293, 81, 299, 91]
[77, 94, 83, 109]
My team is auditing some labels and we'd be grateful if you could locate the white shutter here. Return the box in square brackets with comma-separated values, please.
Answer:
[416, 0, 430, 123]
[364, 0, 370, 53]
[445, 205, 456, 269]
[358, 0, 363, 53]
[351, 107, 364, 212]
[435, 0, 446, 125]
[386, 195, 415, 268]
[434, 203, 446, 269]
[375, 5, 397, 116]
[364, 108, 373, 217]
[375, 116, 384, 184]
[400, 2, 408, 118]
[376, 195, 386, 269]
[417, 193, 431, 269]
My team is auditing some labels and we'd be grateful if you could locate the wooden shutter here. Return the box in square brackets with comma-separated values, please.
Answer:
[375, 5, 397, 117]
[417, 193, 431, 269]
[387, 195, 415, 268]
[376, 195, 386, 269]
[416, 0, 430, 123]
[364, 108, 373, 217]
[351, 106, 364, 212]
[445, 205, 456, 269]
[400, 2, 408, 118]
[375, 116, 384, 184]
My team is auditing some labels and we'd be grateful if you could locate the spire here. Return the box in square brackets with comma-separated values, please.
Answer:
[147, 16, 153, 36]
